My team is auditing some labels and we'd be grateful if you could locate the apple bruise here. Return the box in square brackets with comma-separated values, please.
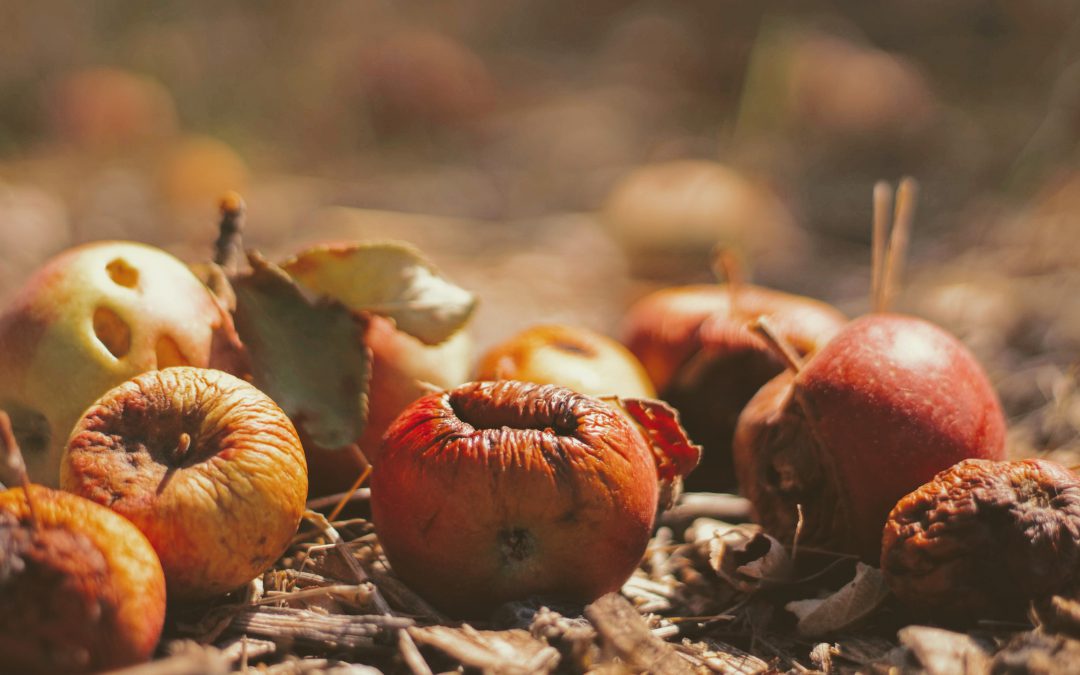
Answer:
[371, 380, 659, 617]
[61, 367, 308, 600]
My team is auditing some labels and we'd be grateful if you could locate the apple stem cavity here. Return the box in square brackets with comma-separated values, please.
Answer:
[0, 410, 39, 529]
[214, 190, 247, 274]
[872, 177, 920, 314]
[749, 316, 805, 374]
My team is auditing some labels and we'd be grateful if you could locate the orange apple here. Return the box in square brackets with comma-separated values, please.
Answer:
[305, 315, 471, 496]
[371, 380, 659, 617]
[476, 324, 655, 399]
[60, 367, 308, 601]
[0, 241, 237, 485]
[0, 485, 166, 673]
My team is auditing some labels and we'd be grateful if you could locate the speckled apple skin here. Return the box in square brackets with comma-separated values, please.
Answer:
[0, 485, 166, 674]
[60, 367, 308, 601]
[622, 283, 846, 490]
[371, 380, 659, 618]
[736, 313, 1007, 562]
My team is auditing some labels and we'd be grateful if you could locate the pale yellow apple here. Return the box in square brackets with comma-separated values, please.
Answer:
[0, 241, 230, 484]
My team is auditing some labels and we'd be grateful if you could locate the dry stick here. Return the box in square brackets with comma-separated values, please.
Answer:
[327, 456, 372, 523]
[214, 191, 247, 273]
[712, 246, 745, 316]
[879, 177, 919, 314]
[791, 504, 805, 563]
[748, 316, 804, 374]
[871, 181, 893, 313]
[0, 410, 38, 528]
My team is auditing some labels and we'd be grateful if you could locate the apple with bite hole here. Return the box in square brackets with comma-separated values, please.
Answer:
[0, 241, 237, 485]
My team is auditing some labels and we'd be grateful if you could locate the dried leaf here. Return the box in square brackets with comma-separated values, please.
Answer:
[898, 626, 991, 675]
[786, 563, 890, 637]
[232, 252, 371, 448]
[616, 398, 702, 481]
[707, 524, 791, 593]
[281, 241, 476, 345]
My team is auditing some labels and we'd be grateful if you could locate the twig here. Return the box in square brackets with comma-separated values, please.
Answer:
[712, 246, 745, 316]
[0, 410, 38, 528]
[871, 181, 892, 313]
[398, 629, 435, 675]
[880, 177, 919, 313]
[328, 461, 371, 522]
[214, 191, 246, 273]
[748, 317, 804, 374]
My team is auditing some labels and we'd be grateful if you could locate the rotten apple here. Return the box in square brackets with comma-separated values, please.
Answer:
[0, 485, 166, 673]
[476, 323, 655, 399]
[622, 282, 846, 490]
[60, 366, 308, 601]
[371, 380, 660, 618]
[0, 241, 238, 485]
[734, 314, 1007, 562]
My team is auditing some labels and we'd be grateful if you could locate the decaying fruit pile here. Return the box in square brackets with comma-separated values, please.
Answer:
[2, 183, 1080, 675]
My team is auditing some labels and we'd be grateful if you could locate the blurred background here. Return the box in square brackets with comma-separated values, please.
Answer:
[2, 1, 1080, 459]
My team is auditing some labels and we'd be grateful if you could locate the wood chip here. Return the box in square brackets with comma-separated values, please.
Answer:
[409, 624, 561, 674]
[229, 605, 413, 651]
[585, 593, 696, 674]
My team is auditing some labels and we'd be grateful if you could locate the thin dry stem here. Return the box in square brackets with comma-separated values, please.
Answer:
[712, 246, 745, 316]
[328, 459, 372, 522]
[791, 504, 805, 563]
[749, 316, 804, 374]
[871, 181, 893, 313]
[214, 191, 247, 273]
[880, 177, 919, 313]
[0, 410, 38, 528]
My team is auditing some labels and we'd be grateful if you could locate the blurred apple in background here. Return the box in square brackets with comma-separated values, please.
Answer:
[0, 182, 70, 306]
[156, 134, 250, 215]
[602, 160, 806, 283]
[43, 67, 178, 152]
[476, 323, 655, 399]
[0, 241, 237, 484]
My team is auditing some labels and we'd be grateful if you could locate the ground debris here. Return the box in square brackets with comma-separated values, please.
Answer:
[408, 624, 561, 674]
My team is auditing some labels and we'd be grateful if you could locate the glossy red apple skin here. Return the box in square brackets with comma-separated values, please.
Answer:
[734, 313, 1008, 561]
[622, 284, 846, 490]
[371, 380, 658, 618]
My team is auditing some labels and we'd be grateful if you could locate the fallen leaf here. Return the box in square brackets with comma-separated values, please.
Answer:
[898, 626, 991, 675]
[708, 525, 792, 593]
[232, 252, 371, 448]
[786, 563, 890, 637]
[281, 241, 476, 345]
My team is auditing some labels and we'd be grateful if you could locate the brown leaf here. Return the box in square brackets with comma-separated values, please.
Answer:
[708, 525, 792, 593]
[898, 626, 991, 675]
[281, 241, 476, 346]
[786, 563, 890, 637]
[232, 252, 372, 449]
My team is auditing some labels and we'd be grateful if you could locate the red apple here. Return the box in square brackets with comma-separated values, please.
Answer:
[476, 324, 655, 399]
[371, 380, 659, 618]
[0, 241, 238, 485]
[622, 283, 846, 490]
[733, 313, 1007, 561]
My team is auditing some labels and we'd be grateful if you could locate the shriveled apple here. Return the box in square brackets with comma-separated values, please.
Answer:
[60, 367, 308, 600]
[371, 380, 663, 617]
[0, 241, 238, 485]
[0, 485, 166, 673]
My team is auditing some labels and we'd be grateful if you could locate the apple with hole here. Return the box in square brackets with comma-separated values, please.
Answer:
[0, 485, 166, 674]
[371, 380, 662, 618]
[622, 283, 846, 490]
[60, 366, 308, 600]
[476, 324, 655, 399]
[0, 241, 239, 485]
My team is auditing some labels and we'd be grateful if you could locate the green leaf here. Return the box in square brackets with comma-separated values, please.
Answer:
[232, 252, 371, 449]
[280, 241, 476, 345]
